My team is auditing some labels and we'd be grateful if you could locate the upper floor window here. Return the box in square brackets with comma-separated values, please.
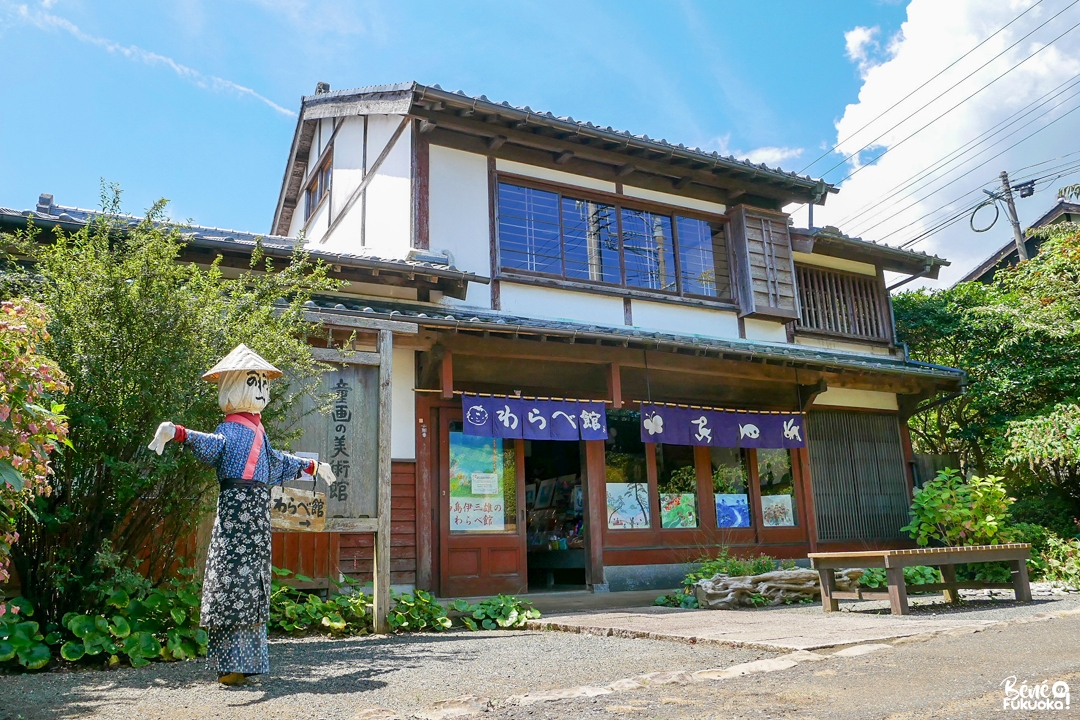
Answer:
[794, 264, 892, 342]
[304, 156, 332, 222]
[496, 179, 732, 300]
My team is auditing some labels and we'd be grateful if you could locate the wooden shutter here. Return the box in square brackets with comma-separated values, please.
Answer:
[729, 205, 800, 320]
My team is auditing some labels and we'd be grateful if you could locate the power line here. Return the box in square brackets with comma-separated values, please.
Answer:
[835, 73, 1080, 230]
[797, 0, 1050, 174]
[819, 8, 1080, 184]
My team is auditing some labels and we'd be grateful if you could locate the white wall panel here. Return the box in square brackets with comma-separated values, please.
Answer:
[392, 348, 416, 460]
[429, 145, 492, 307]
[499, 283, 625, 326]
[630, 300, 739, 339]
[495, 158, 616, 193]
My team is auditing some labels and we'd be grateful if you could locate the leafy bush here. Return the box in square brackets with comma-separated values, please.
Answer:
[684, 550, 795, 589]
[1040, 535, 1080, 587]
[0, 300, 69, 597]
[8, 190, 340, 623]
[0, 597, 52, 670]
[653, 592, 699, 609]
[451, 595, 540, 630]
[268, 567, 371, 636]
[901, 469, 1014, 546]
[1010, 492, 1078, 540]
[859, 566, 940, 589]
[387, 590, 451, 632]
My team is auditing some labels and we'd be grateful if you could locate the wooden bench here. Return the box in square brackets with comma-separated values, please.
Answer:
[808, 544, 1032, 616]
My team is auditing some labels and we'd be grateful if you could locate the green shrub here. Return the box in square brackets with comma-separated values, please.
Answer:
[57, 568, 207, 667]
[452, 595, 541, 629]
[268, 567, 371, 636]
[387, 590, 451, 632]
[1041, 535, 1080, 587]
[0, 597, 52, 670]
[684, 549, 795, 590]
[1010, 493, 1078, 540]
[859, 566, 940, 589]
[901, 469, 1014, 547]
[653, 592, 699, 609]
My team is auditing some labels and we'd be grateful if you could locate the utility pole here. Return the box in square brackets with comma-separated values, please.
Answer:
[999, 170, 1030, 261]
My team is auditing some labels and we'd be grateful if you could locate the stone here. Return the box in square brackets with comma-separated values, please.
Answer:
[352, 709, 404, 720]
[694, 568, 864, 610]
[508, 687, 613, 706]
[832, 643, 894, 657]
[779, 650, 829, 663]
[604, 706, 640, 714]
[413, 696, 492, 719]
[692, 658, 799, 680]
[634, 671, 694, 686]
[606, 678, 645, 691]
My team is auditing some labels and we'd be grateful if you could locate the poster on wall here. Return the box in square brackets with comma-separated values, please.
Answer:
[714, 494, 751, 528]
[761, 494, 795, 527]
[660, 493, 698, 528]
[449, 432, 508, 532]
[606, 482, 650, 529]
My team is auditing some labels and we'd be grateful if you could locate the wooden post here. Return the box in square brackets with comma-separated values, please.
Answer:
[818, 568, 839, 612]
[884, 565, 909, 616]
[584, 441, 607, 591]
[440, 351, 454, 400]
[1010, 559, 1032, 602]
[607, 363, 623, 409]
[373, 329, 394, 633]
[939, 564, 959, 603]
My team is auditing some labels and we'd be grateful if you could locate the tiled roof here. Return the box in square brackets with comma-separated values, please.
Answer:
[807, 225, 948, 269]
[0, 199, 486, 285]
[303, 295, 965, 383]
[303, 81, 835, 192]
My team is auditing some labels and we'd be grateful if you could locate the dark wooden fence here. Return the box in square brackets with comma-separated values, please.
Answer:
[795, 264, 891, 342]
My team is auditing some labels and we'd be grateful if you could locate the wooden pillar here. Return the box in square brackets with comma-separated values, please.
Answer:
[607, 363, 623, 409]
[584, 440, 607, 590]
[797, 447, 819, 553]
[440, 351, 454, 400]
[373, 330, 393, 632]
[818, 568, 839, 612]
[885, 565, 909, 615]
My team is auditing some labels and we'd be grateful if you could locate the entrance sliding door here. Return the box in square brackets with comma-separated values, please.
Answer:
[438, 410, 527, 597]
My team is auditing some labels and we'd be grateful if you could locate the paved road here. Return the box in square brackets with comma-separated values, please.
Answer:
[2, 602, 1078, 719]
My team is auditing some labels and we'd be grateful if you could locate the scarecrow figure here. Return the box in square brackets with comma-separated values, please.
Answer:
[148, 344, 336, 686]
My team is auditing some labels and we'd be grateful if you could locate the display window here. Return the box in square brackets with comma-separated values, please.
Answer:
[604, 410, 651, 530]
[656, 443, 698, 529]
[711, 447, 752, 529]
[757, 448, 798, 527]
[448, 423, 518, 534]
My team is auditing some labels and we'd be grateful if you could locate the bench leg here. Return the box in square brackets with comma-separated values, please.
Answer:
[939, 564, 959, 603]
[1010, 559, 1032, 602]
[885, 566, 909, 616]
[818, 568, 839, 612]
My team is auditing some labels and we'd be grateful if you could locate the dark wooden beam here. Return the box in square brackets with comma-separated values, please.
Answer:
[440, 350, 454, 399]
[418, 119, 437, 134]
[798, 378, 828, 411]
[673, 176, 693, 190]
[616, 164, 636, 178]
[487, 135, 507, 151]
[554, 149, 574, 165]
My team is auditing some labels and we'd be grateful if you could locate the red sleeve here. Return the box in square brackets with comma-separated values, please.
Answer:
[173, 425, 188, 443]
[305, 459, 317, 476]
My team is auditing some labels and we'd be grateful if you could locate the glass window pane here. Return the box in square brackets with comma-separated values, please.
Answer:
[563, 197, 621, 283]
[656, 444, 698, 528]
[604, 410, 650, 529]
[677, 217, 731, 298]
[498, 183, 562, 275]
[711, 447, 751, 528]
[449, 423, 517, 534]
[622, 209, 676, 291]
[758, 449, 798, 527]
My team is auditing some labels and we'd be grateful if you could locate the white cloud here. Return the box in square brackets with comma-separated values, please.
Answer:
[0, 1, 296, 117]
[708, 134, 804, 169]
[793, 0, 1080, 286]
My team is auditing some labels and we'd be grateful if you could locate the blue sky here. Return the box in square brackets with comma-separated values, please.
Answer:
[0, 1, 906, 233]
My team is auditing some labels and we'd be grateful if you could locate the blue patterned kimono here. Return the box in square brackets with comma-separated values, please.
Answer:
[181, 414, 310, 675]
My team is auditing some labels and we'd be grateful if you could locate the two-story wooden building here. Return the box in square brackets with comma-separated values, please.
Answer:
[264, 81, 963, 595]
[6, 81, 965, 597]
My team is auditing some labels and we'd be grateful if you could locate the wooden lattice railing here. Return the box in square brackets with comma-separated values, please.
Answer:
[795, 264, 892, 342]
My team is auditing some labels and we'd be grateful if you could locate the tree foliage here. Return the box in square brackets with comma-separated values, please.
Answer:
[3, 187, 339, 622]
[894, 221, 1080, 505]
[0, 300, 68, 597]
[901, 468, 1013, 547]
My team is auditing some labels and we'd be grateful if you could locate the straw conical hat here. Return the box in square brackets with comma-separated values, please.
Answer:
[201, 343, 282, 382]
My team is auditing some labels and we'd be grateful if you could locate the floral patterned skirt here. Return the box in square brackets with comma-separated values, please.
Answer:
[206, 624, 269, 675]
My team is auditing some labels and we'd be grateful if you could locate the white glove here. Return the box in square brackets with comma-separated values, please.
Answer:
[316, 462, 337, 485]
[148, 421, 176, 455]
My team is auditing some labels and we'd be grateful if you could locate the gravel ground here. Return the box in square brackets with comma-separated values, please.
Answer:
[0, 630, 776, 720]
[3, 594, 1078, 720]
[486, 612, 1080, 720]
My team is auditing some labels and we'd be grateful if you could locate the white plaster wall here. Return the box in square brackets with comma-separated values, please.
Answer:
[309, 114, 412, 259]
[621, 185, 726, 216]
[392, 347, 416, 460]
[791, 251, 877, 276]
[499, 283, 625, 326]
[495, 158, 616, 193]
[293, 196, 329, 243]
[744, 318, 789, 343]
[429, 145, 492, 307]
[795, 336, 894, 357]
[630, 299, 740, 339]
[813, 387, 898, 411]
